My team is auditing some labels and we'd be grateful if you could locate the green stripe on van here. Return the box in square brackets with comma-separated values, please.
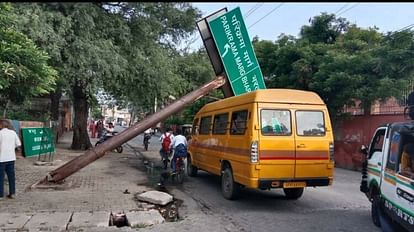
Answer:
[368, 167, 381, 174]
[381, 194, 414, 217]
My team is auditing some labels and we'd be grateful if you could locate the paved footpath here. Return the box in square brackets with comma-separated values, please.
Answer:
[0, 132, 236, 232]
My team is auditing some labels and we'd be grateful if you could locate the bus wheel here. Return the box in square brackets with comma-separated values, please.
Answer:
[221, 166, 240, 200]
[371, 195, 381, 227]
[186, 156, 198, 177]
[283, 187, 304, 200]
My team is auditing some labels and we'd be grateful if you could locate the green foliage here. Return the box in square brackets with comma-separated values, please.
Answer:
[254, 12, 414, 121]
[300, 13, 349, 44]
[0, 3, 57, 104]
[11, 3, 201, 148]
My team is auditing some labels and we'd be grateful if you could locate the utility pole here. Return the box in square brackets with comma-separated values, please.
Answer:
[39, 75, 226, 184]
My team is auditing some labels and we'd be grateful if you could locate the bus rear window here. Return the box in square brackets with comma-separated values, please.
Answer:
[296, 111, 325, 136]
[260, 109, 291, 135]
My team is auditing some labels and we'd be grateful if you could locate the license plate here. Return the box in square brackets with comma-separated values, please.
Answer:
[283, 182, 306, 188]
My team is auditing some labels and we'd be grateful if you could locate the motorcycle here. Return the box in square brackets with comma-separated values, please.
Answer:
[95, 130, 123, 153]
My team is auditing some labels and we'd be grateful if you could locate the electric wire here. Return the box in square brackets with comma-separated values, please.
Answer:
[337, 3, 360, 17]
[248, 3, 284, 29]
[245, 3, 263, 18]
[335, 3, 350, 15]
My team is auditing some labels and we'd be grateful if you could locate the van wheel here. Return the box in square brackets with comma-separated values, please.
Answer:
[186, 156, 198, 177]
[221, 166, 240, 200]
[283, 187, 304, 200]
[371, 195, 381, 227]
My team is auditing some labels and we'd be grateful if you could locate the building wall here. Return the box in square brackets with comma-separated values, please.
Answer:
[101, 105, 131, 125]
[334, 114, 407, 170]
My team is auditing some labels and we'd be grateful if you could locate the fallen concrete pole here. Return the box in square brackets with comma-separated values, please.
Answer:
[40, 75, 226, 184]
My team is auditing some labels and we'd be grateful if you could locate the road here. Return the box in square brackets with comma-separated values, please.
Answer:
[124, 127, 380, 232]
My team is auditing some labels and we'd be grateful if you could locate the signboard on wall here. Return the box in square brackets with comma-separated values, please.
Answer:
[21, 128, 55, 157]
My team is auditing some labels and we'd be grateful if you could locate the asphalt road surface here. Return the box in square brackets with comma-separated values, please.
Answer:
[126, 127, 380, 232]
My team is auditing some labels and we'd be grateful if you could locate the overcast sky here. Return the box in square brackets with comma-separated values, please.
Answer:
[186, 2, 414, 51]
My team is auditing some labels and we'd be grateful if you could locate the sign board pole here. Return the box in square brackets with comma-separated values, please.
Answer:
[196, 8, 234, 98]
[208, 7, 266, 96]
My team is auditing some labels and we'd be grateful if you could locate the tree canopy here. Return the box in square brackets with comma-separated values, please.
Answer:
[0, 3, 57, 109]
[253, 13, 414, 120]
[11, 2, 204, 149]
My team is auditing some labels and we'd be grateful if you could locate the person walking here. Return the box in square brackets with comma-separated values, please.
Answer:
[0, 119, 21, 200]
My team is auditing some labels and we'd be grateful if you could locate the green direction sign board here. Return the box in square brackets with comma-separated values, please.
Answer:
[21, 128, 55, 157]
[208, 7, 266, 96]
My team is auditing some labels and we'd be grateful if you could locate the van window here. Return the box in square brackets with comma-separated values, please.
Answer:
[213, 113, 228, 135]
[296, 111, 325, 136]
[230, 110, 248, 135]
[192, 118, 199, 135]
[200, 116, 212, 135]
[261, 109, 291, 135]
[386, 131, 400, 171]
[369, 128, 385, 159]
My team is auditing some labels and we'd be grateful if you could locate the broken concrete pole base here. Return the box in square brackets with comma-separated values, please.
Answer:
[136, 190, 173, 206]
[128, 210, 165, 228]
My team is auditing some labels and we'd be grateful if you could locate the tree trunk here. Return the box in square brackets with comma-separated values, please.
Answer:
[50, 90, 62, 121]
[2, 100, 9, 118]
[71, 83, 92, 150]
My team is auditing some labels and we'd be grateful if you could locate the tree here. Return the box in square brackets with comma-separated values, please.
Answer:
[300, 13, 349, 44]
[13, 3, 201, 150]
[254, 13, 413, 121]
[101, 3, 202, 123]
[0, 3, 57, 116]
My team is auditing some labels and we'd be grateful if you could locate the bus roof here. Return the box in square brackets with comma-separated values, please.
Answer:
[199, 89, 325, 113]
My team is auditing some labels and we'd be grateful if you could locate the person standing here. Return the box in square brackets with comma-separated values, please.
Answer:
[0, 119, 21, 200]
[96, 120, 104, 139]
[89, 119, 96, 138]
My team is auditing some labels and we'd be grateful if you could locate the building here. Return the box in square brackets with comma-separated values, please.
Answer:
[101, 105, 131, 126]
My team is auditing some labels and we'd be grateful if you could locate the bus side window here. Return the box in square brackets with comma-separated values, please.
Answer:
[200, 116, 212, 135]
[230, 110, 248, 135]
[192, 118, 199, 135]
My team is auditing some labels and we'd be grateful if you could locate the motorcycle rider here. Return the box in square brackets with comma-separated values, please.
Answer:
[143, 128, 152, 145]
[105, 122, 115, 138]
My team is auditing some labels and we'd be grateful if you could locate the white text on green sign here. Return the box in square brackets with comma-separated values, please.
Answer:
[208, 7, 266, 96]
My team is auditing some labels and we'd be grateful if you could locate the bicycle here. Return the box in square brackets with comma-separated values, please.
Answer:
[161, 150, 171, 170]
[172, 156, 185, 184]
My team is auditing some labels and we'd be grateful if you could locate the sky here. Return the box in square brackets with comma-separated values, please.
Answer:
[186, 2, 414, 51]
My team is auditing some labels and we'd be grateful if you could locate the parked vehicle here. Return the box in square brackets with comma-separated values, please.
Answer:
[187, 89, 335, 200]
[360, 105, 414, 231]
[95, 130, 123, 153]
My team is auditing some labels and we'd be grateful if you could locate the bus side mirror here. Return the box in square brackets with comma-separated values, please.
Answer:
[360, 145, 368, 155]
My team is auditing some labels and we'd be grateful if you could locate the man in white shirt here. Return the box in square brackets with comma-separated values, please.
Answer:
[159, 128, 174, 168]
[0, 119, 21, 200]
[169, 129, 188, 174]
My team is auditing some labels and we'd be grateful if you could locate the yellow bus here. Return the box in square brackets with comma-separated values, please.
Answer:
[187, 89, 335, 200]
